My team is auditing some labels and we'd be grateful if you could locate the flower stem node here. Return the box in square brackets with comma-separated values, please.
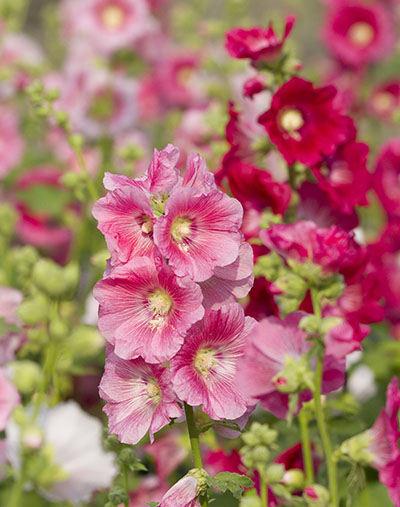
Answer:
[303, 484, 330, 507]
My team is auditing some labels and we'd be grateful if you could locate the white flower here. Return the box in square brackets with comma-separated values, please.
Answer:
[348, 365, 377, 402]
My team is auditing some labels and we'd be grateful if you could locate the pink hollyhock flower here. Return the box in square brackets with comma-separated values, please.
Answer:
[235, 313, 345, 419]
[145, 430, 188, 480]
[261, 220, 366, 282]
[374, 138, 400, 218]
[0, 105, 24, 179]
[297, 182, 359, 231]
[170, 304, 255, 421]
[322, 1, 396, 68]
[323, 311, 370, 359]
[61, 0, 155, 55]
[0, 368, 19, 430]
[199, 241, 254, 309]
[258, 77, 355, 166]
[159, 472, 202, 507]
[154, 187, 243, 283]
[369, 80, 400, 122]
[99, 351, 181, 444]
[311, 140, 370, 214]
[94, 256, 204, 363]
[225, 16, 296, 62]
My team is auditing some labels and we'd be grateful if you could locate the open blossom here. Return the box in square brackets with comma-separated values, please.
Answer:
[311, 140, 370, 214]
[61, 0, 155, 55]
[322, 1, 396, 68]
[225, 16, 296, 62]
[99, 351, 181, 444]
[0, 105, 24, 179]
[6, 401, 117, 503]
[258, 77, 355, 166]
[373, 138, 400, 218]
[260, 220, 366, 281]
[171, 304, 255, 421]
[94, 256, 204, 363]
[235, 313, 345, 419]
[0, 368, 19, 431]
[154, 187, 243, 283]
[369, 80, 400, 122]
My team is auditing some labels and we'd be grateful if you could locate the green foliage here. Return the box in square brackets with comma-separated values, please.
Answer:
[206, 472, 254, 499]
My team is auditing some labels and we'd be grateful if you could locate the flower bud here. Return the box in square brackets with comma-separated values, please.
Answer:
[299, 315, 321, 335]
[265, 463, 285, 484]
[340, 431, 373, 466]
[49, 318, 69, 341]
[303, 484, 330, 506]
[22, 426, 43, 450]
[0, 203, 18, 238]
[108, 485, 129, 505]
[8, 360, 42, 395]
[33, 260, 79, 298]
[275, 272, 307, 299]
[18, 295, 49, 326]
[282, 469, 305, 490]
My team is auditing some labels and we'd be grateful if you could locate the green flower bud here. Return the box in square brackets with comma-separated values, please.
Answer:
[108, 485, 129, 505]
[46, 88, 60, 101]
[304, 484, 330, 507]
[275, 272, 307, 299]
[61, 171, 81, 189]
[33, 260, 79, 298]
[320, 316, 343, 336]
[0, 203, 18, 238]
[254, 253, 282, 280]
[68, 133, 84, 151]
[9, 360, 42, 395]
[282, 469, 305, 490]
[67, 325, 104, 359]
[118, 447, 136, 466]
[272, 355, 314, 394]
[22, 425, 43, 450]
[287, 260, 324, 285]
[299, 315, 321, 335]
[49, 318, 69, 340]
[252, 445, 270, 463]
[91, 249, 109, 270]
[17, 294, 49, 326]
[340, 430, 374, 466]
[265, 463, 285, 484]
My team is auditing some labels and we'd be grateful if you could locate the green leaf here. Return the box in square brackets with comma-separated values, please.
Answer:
[206, 472, 254, 499]
[147, 502, 159, 507]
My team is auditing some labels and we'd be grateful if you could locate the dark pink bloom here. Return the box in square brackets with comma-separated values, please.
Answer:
[199, 241, 254, 309]
[243, 75, 267, 98]
[204, 449, 245, 476]
[373, 138, 400, 218]
[258, 77, 355, 166]
[322, 1, 396, 68]
[261, 220, 366, 282]
[159, 473, 200, 507]
[311, 140, 370, 214]
[245, 277, 280, 321]
[297, 182, 359, 231]
[225, 16, 295, 62]
[366, 377, 400, 505]
[323, 310, 370, 359]
[170, 305, 255, 420]
[235, 313, 345, 419]
[154, 187, 243, 282]
[369, 80, 400, 122]
[0, 368, 19, 430]
[94, 256, 204, 363]
[0, 105, 24, 179]
[99, 351, 181, 444]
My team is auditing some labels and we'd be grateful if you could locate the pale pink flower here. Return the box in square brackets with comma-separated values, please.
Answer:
[159, 473, 201, 507]
[0, 105, 24, 179]
[94, 256, 204, 363]
[170, 304, 255, 420]
[154, 187, 243, 282]
[0, 368, 19, 430]
[99, 351, 182, 444]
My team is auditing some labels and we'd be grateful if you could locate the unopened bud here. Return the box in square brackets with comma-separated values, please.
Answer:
[9, 360, 41, 395]
[282, 469, 305, 490]
[265, 463, 285, 484]
[304, 484, 330, 507]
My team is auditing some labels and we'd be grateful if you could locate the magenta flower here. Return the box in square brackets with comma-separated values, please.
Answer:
[258, 77, 355, 166]
[99, 351, 181, 444]
[373, 138, 400, 219]
[199, 241, 254, 309]
[225, 16, 296, 62]
[322, 1, 396, 68]
[159, 473, 201, 507]
[94, 256, 204, 363]
[0, 368, 19, 431]
[170, 304, 255, 420]
[92, 185, 156, 266]
[154, 187, 243, 282]
[235, 314, 345, 419]
[311, 140, 370, 215]
[369, 80, 400, 122]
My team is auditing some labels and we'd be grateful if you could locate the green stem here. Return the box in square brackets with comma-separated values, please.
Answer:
[8, 467, 25, 507]
[184, 403, 208, 507]
[298, 409, 314, 485]
[123, 465, 129, 507]
[260, 474, 268, 507]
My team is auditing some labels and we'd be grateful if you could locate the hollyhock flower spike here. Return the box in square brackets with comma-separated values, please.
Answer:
[235, 313, 345, 419]
[94, 256, 204, 363]
[170, 304, 256, 421]
[322, 1, 396, 68]
[225, 16, 296, 63]
[258, 77, 355, 166]
[99, 351, 182, 445]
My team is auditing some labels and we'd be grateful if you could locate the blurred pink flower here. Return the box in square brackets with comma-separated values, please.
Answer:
[0, 105, 24, 179]
[0, 368, 19, 430]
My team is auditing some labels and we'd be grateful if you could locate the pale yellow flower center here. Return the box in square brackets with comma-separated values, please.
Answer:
[194, 348, 217, 376]
[279, 108, 304, 139]
[101, 5, 125, 29]
[171, 217, 192, 243]
[372, 92, 394, 113]
[147, 379, 161, 403]
[348, 22, 374, 48]
[148, 289, 172, 316]
[141, 216, 153, 234]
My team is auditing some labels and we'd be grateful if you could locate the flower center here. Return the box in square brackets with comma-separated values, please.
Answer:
[194, 348, 217, 376]
[171, 217, 192, 243]
[279, 108, 304, 139]
[146, 379, 161, 403]
[372, 92, 394, 113]
[141, 216, 153, 234]
[148, 289, 172, 316]
[89, 87, 116, 122]
[348, 22, 374, 48]
[101, 4, 125, 30]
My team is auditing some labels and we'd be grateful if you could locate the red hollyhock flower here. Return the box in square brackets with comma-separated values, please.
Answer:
[225, 16, 295, 63]
[258, 77, 355, 166]
[311, 140, 370, 214]
[374, 138, 400, 218]
[322, 1, 396, 68]
[242, 75, 266, 98]
[369, 80, 400, 122]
